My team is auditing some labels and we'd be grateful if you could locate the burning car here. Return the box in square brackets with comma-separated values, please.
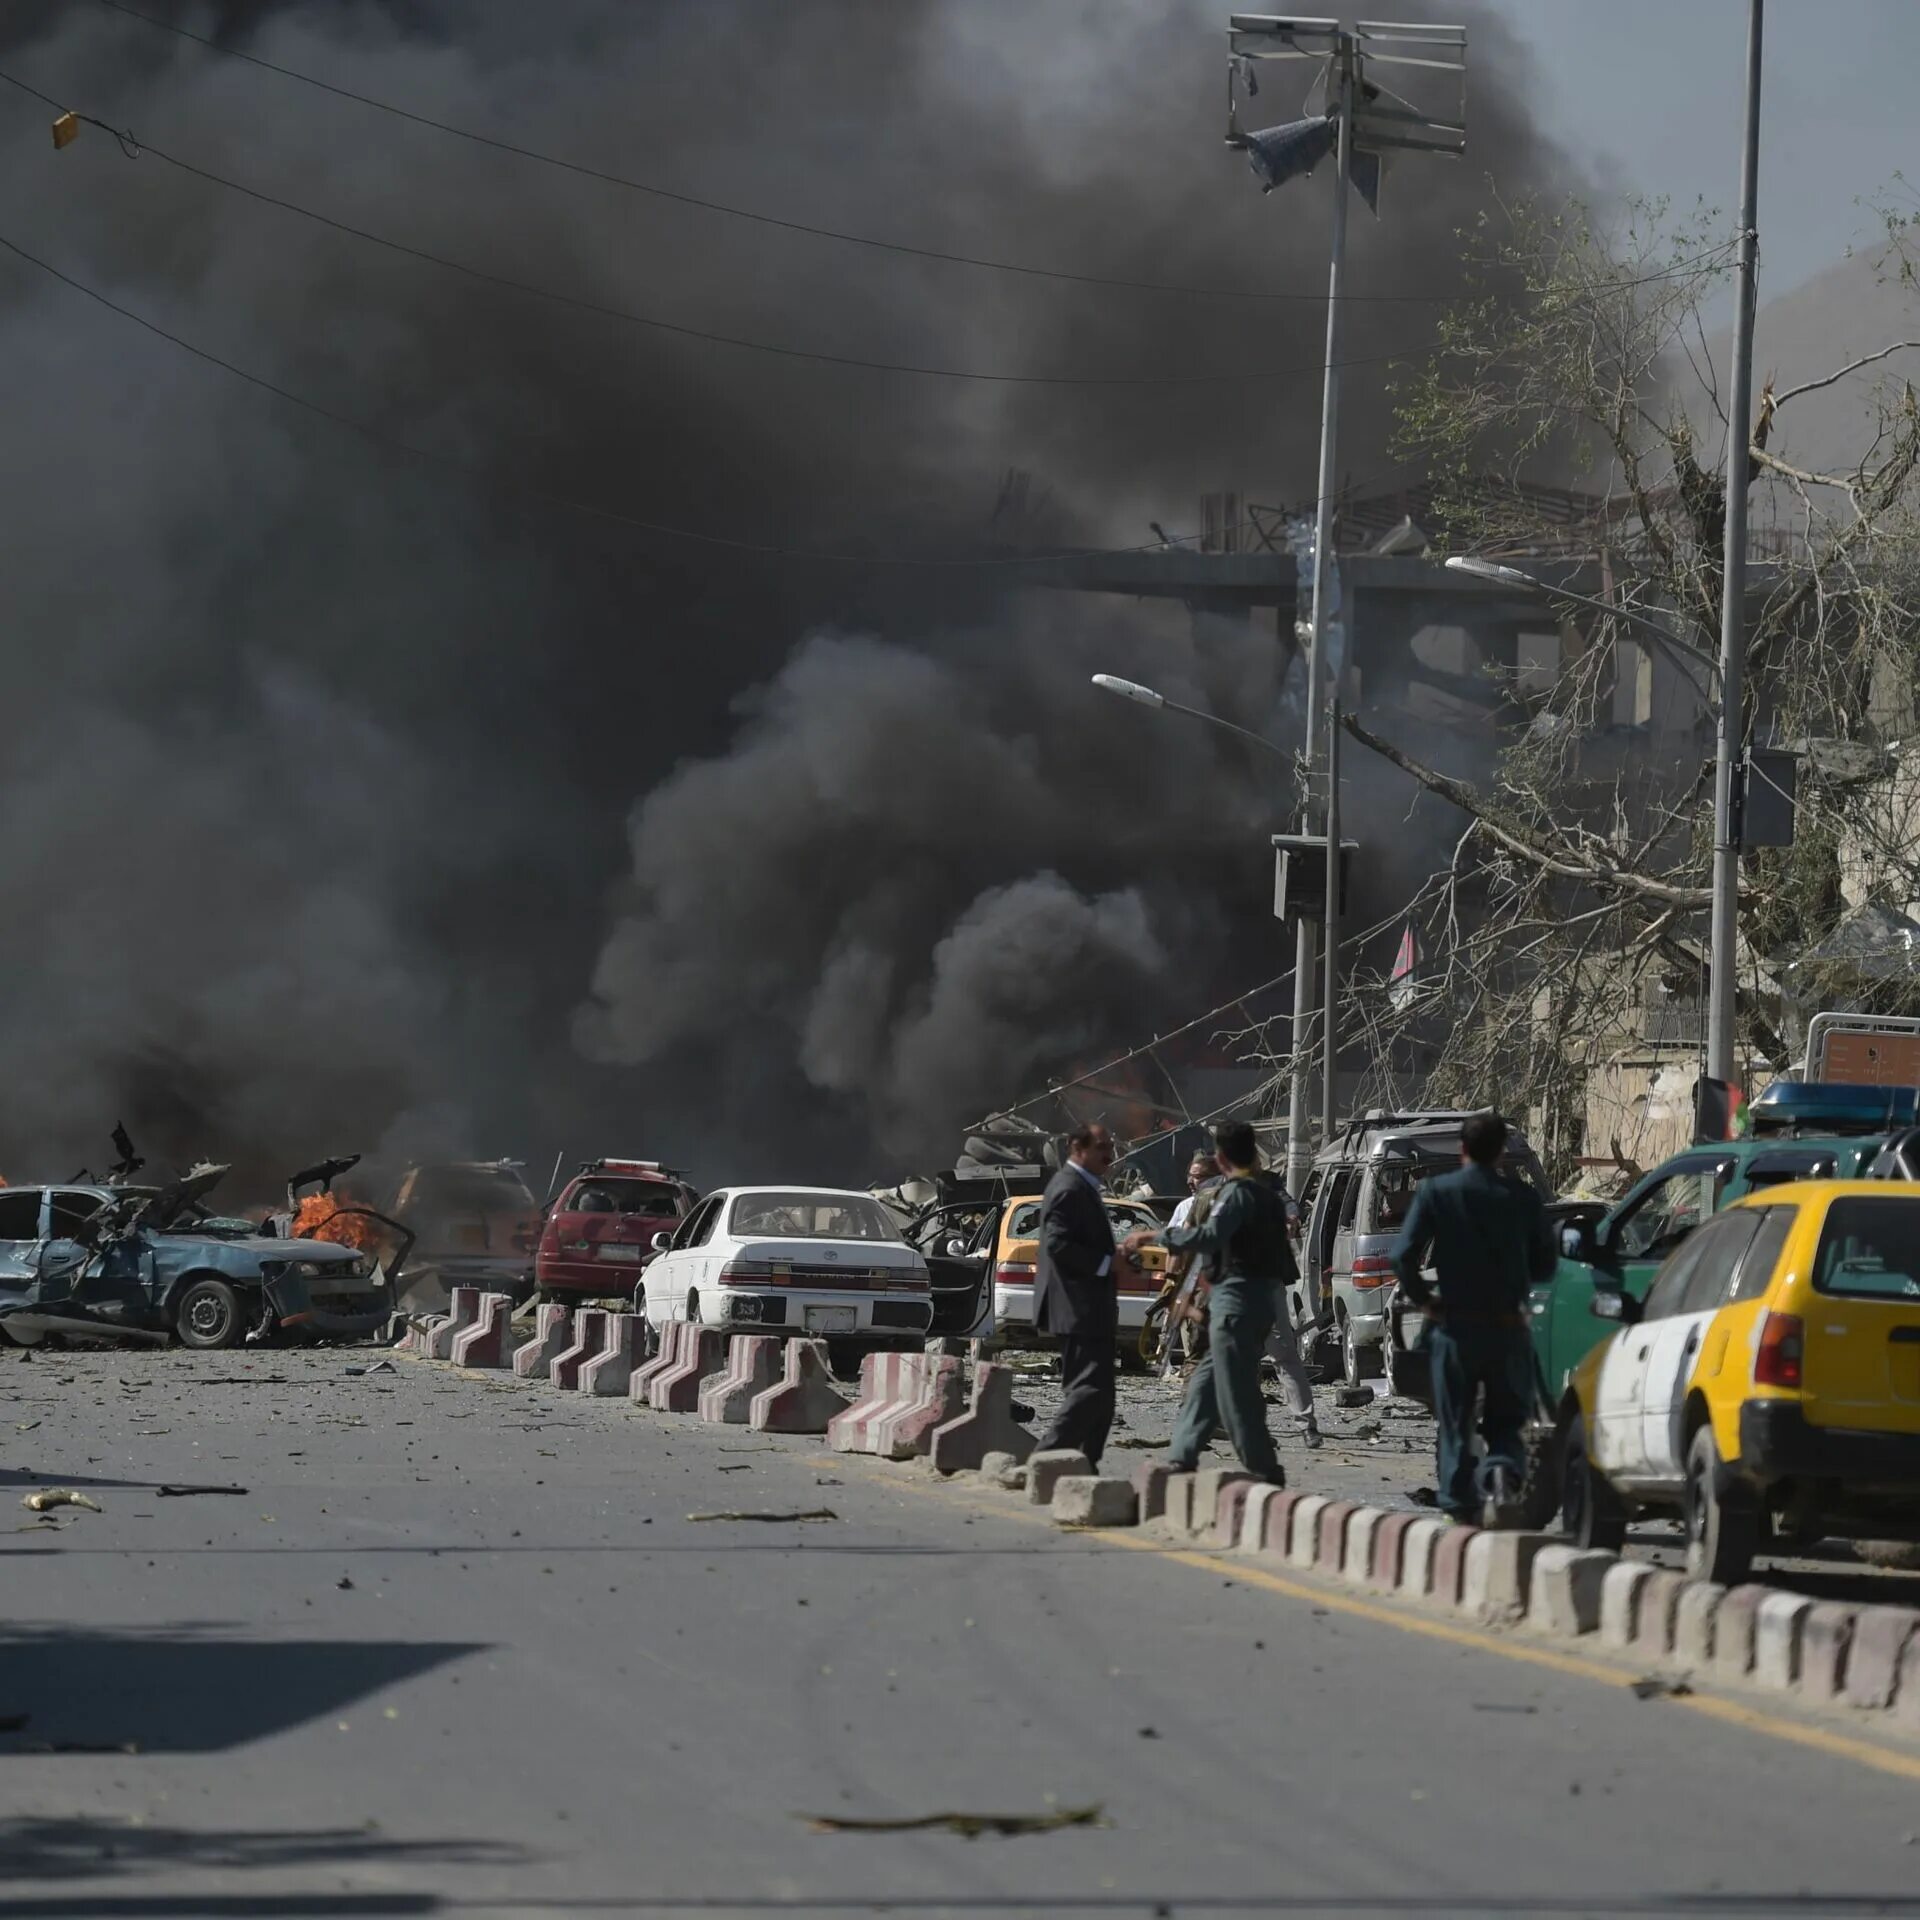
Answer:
[534, 1158, 698, 1303]
[0, 1159, 399, 1350]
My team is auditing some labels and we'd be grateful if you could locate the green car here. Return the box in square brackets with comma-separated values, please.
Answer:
[1531, 1133, 1888, 1394]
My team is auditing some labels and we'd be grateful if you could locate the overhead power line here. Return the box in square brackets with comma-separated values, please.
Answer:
[0, 221, 1306, 570]
[0, 70, 1446, 390]
[88, 0, 1468, 308]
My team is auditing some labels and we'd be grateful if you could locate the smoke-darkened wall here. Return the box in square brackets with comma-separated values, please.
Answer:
[0, 1, 1573, 1188]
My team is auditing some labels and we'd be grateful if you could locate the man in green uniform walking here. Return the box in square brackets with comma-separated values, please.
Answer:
[1126, 1119, 1295, 1484]
[1390, 1111, 1556, 1525]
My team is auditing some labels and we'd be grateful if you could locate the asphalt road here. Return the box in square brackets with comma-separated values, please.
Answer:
[5, 1346, 1920, 1919]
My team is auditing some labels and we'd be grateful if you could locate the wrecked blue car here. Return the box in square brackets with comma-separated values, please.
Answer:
[0, 1163, 402, 1350]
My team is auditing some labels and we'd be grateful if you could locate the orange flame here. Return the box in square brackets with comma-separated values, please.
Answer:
[292, 1193, 382, 1252]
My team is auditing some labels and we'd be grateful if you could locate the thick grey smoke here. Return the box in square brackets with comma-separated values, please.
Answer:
[0, 1, 1573, 1188]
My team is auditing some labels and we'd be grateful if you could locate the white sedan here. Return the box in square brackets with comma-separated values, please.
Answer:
[640, 1185, 933, 1356]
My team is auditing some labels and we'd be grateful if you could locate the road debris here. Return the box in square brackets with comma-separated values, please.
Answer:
[686, 1508, 840, 1524]
[21, 1489, 101, 1514]
[800, 1803, 1104, 1839]
[1630, 1676, 1694, 1700]
[157, 1484, 250, 1498]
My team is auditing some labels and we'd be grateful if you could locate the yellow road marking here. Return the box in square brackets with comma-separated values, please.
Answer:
[850, 1458, 1920, 1786]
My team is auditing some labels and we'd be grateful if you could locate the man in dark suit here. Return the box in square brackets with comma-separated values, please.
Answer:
[1033, 1121, 1132, 1465]
[1391, 1111, 1556, 1526]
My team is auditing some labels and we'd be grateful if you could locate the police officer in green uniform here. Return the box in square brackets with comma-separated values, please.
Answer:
[1127, 1119, 1295, 1484]
[1390, 1111, 1556, 1525]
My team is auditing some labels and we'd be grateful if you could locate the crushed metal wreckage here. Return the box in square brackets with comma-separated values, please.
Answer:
[0, 1139, 415, 1353]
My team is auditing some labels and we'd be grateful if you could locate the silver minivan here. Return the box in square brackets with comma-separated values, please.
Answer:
[1291, 1111, 1550, 1389]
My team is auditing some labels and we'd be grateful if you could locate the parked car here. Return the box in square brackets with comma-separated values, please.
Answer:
[1559, 1181, 1920, 1581]
[640, 1185, 932, 1368]
[1296, 1111, 1551, 1390]
[0, 1164, 394, 1350]
[535, 1158, 697, 1302]
[387, 1159, 540, 1307]
[979, 1191, 1166, 1362]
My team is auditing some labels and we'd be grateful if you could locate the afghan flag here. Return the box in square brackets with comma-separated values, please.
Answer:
[1694, 1076, 1750, 1142]
[1389, 920, 1421, 1012]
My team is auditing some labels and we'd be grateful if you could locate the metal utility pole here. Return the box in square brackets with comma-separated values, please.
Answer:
[1708, 0, 1763, 1086]
[1227, 15, 1466, 1191]
[1322, 694, 1342, 1142]
[1281, 33, 1355, 1194]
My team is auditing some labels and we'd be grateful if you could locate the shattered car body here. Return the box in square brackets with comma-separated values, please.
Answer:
[0, 1163, 399, 1350]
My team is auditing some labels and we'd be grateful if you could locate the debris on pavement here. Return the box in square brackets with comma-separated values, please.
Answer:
[686, 1508, 840, 1524]
[1332, 1385, 1374, 1409]
[156, 1483, 250, 1497]
[1630, 1677, 1694, 1700]
[21, 1489, 101, 1514]
[800, 1803, 1104, 1839]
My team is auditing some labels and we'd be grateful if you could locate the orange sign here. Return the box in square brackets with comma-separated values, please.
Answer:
[1821, 1031, 1920, 1088]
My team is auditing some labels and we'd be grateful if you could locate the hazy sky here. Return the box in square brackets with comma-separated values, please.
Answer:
[1488, 0, 1916, 298]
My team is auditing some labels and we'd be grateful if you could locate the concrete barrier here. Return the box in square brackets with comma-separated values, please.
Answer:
[1259, 1489, 1304, 1559]
[748, 1338, 849, 1433]
[1753, 1591, 1812, 1691]
[1712, 1585, 1768, 1679]
[1132, 1460, 1174, 1522]
[649, 1322, 728, 1413]
[1237, 1483, 1285, 1551]
[449, 1291, 517, 1368]
[1369, 1511, 1420, 1591]
[1195, 1470, 1259, 1548]
[1461, 1530, 1553, 1623]
[826, 1352, 918, 1454]
[628, 1320, 684, 1404]
[1314, 1500, 1360, 1576]
[511, 1303, 573, 1380]
[578, 1314, 644, 1397]
[550, 1308, 612, 1391]
[1286, 1496, 1330, 1571]
[1844, 1605, 1917, 1710]
[1342, 1507, 1387, 1585]
[1429, 1524, 1478, 1607]
[698, 1334, 784, 1423]
[1398, 1518, 1447, 1598]
[398, 1314, 446, 1356]
[872, 1354, 968, 1462]
[427, 1287, 482, 1361]
[1027, 1450, 1093, 1506]
[1526, 1545, 1612, 1636]
[928, 1362, 1035, 1472]
[1051, 1476, 1137, 1528]
[1799, 1601, 1854, 1703]
[1674, 1581, 1725, 1667]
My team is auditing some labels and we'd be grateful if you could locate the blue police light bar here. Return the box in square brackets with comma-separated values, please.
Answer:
[1750, 1078, 1920, 1137]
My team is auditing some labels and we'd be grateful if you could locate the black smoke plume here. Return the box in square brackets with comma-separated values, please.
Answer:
[0, 1, 1573, 1188]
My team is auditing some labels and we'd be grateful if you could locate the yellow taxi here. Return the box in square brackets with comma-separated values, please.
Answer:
[1558, 1181, 1920, 1582]
[988, 1193, 1166, 1363]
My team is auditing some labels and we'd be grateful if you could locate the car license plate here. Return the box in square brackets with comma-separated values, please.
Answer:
[805, 1305, 856, 1334]
[597, 1244, 642, 1263]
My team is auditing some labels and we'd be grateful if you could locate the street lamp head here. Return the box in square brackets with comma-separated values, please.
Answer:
[1091, 674, 1166, 710]
[1444, 554, 1539, 589]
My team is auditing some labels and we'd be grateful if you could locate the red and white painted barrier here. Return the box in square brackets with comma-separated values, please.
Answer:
[449, 1292, 517, 1368]
[549, 1308, 612, 1391]
[578, 1313, 644, 1397]
[872, 1353, 967, 1461]
[929, 1362, 1035, 1472]
[827, 1352, 920, 1455]
[628, 1320, 683, 1404]
[511, 1303, 572, 1379]
[648, 1322, 728, 1413]
[748, 1338, 849, 1434]
[698, 1334, 784, 1423]
[426, 1287, 481, 1361]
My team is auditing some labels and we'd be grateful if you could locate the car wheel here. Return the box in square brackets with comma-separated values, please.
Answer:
[1380, 1320, 1400, 1398]
[1340, 1314, 1377, 1389]
[175, 1276, 245, 1351]
[1684, 1422, 1757, 1584]
[1560, 1413, 1627, 1551]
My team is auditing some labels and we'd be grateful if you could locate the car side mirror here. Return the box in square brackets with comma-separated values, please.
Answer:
[651, 1231, 672, 1253]
[1591, 1287, 1641, 1325]
[1559, 1223, 1590, 1261]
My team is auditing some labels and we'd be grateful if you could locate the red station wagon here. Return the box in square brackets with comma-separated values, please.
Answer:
[535, 1159, 698, 1302]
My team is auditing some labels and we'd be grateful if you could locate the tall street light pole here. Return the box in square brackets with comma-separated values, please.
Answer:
[1709, 0, 1764, 1086]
